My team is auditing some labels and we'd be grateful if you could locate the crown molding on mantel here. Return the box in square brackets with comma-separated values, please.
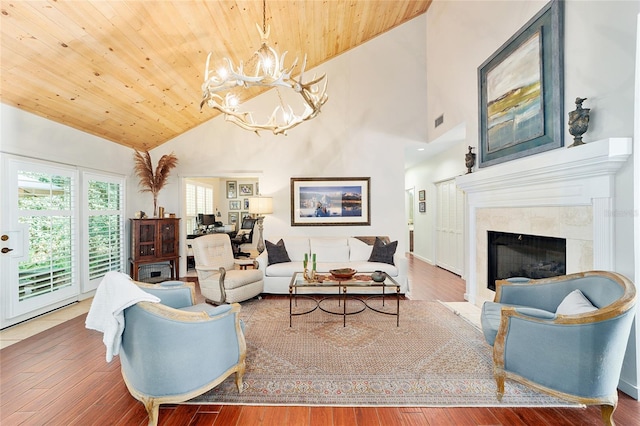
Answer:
[456, 138, 632, 207]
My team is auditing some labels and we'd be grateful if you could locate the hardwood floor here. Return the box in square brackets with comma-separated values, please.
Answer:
[1, 254, 638, 425]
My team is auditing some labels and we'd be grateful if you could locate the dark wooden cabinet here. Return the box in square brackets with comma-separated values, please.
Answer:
[129, 218, 180, 281]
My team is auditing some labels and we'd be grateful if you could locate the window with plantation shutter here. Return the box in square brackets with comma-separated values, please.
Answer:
[197, 186, 206, 214]
[17, 170, 76, 302]
[186, 183, 196, 216]
[82, 172, 125, 292]
[205, 188, 213, 213]
[185, 179, 215, 233]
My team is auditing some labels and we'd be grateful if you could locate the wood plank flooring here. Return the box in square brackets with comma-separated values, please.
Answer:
[1, 254, 638, 425]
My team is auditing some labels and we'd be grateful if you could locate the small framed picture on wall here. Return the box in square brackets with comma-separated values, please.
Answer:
[228, 212, 239, 230]
[239, 183, 254, 196]
[418, 190, 426, 202]
[419, 201, 426, 213]
[227, 181, 237, 199]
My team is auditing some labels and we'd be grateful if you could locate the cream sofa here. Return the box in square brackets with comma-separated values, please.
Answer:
[255, 236, 409, 295]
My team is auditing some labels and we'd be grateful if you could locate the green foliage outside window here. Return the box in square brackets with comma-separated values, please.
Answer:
[16, 172, 124, 301]
[18, 172, 74, 300]
[88, 180, 123, 279]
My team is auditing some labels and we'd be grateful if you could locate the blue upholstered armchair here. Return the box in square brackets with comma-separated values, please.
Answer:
[120, 281, 246, 426]
[481, 271, 636, 426]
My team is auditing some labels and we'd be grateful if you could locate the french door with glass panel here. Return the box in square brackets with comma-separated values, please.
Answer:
[1, 156, 79, 326]
[1, 156, 126, 327]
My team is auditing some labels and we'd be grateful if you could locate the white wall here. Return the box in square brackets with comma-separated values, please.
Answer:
[155, 15, 429, 263]
[0, 104, 133, 175]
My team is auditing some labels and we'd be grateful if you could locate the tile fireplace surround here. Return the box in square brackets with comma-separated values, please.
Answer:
[456, 138, 632, 307]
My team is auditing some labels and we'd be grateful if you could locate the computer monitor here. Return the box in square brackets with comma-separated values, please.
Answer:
[199, 213, 218, 227]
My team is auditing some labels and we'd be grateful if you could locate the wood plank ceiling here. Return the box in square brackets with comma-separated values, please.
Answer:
[0, 1, 431, 151]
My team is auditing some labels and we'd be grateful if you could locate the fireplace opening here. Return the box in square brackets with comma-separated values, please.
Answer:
[487, 231, 566, 291]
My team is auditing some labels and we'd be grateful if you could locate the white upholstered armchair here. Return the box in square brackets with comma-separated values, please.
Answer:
[191, 233, 264, 304]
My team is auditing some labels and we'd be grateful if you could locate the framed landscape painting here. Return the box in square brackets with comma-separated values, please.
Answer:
[478, 0, 563, 168]
[291, 177, 370, 226]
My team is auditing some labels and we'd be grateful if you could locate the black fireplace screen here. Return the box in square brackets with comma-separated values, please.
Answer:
[487, 231, 566, 291]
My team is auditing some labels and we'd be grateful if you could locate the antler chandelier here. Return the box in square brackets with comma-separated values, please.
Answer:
[200, 0, 328, 135]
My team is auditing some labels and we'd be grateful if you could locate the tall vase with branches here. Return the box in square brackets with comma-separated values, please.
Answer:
[133, 150, 178, 217]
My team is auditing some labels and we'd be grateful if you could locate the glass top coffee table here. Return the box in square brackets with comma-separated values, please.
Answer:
[288, 271, 401, 327]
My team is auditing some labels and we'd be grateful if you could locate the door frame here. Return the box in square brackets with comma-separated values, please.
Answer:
[1, 154, 80, 327]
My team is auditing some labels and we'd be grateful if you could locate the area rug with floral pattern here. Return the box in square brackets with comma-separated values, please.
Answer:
[188, 297, 576, 407]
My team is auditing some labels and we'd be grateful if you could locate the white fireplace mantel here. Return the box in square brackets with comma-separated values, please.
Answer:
[455, 137, 632, 304]
[457, 138, 632, 207]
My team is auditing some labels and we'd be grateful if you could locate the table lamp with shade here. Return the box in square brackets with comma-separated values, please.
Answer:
[248, 196, 273, 253]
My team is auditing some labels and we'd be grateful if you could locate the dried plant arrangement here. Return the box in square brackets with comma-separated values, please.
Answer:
[133, 150, 178, 217]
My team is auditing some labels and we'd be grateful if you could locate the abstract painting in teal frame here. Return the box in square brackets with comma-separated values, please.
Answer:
[478, 0, 564, 168]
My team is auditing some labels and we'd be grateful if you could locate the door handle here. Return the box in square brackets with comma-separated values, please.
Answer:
[1, 247, 13, 254]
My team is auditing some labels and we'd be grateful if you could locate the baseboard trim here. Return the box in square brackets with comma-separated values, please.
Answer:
[618, 378, 639, 400]
[410, 253, 433, 264]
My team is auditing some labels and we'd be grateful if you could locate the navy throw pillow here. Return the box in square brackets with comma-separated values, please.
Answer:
[266, 239, 291, 265]
[368, 237, 397, 265]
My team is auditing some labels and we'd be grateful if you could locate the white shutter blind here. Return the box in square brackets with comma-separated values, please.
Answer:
[185, 180, 215, 233]
[83, 172, 125, 290]
[205, 188, 214, 214]
[186, 183, 196, 216]
[17, 170, 76, 301]
[196, 186, 205, 214]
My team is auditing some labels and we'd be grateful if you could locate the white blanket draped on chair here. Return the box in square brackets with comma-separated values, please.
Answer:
[85, 271, 160, 362]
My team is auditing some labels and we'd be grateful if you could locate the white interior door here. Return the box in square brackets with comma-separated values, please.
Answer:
[1, 156, 79, 327]
[435, 179, 464, 275]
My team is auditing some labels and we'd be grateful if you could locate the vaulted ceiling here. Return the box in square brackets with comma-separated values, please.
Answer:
[0, 1, 431, 151]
